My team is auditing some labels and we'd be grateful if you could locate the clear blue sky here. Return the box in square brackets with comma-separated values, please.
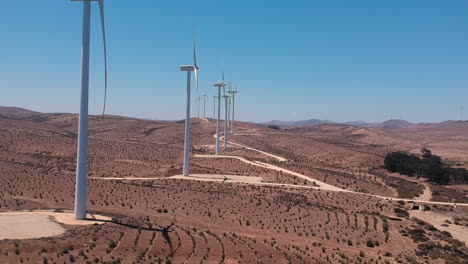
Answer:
[1, 0, 467, 123]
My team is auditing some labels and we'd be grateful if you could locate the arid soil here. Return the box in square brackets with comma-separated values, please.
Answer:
[0, 214, 64, 240]
[0, 210, 110, 240]
[0, 108, 467, 264]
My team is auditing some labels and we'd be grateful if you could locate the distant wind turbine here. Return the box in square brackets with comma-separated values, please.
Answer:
[461, 106, 464, 121]
[213, 80, 225, 155]
[72, 0, 108, 220]
[226, 83, 232, 132]
[180, 29, 199, 176]
[228, 83, 238, 134]
[202, 91, 208, 118]
[223, 92, 229, 149]
[195, 96, 201, 118]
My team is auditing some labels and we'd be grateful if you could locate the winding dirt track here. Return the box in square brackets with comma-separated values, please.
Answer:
[418, 181, 433, 201]
[194, 154, 345, 192]
[193, 154, 467, 206]
[218, 134, 287, 162]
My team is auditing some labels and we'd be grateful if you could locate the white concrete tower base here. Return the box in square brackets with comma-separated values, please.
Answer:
[74, 0, 92, 221]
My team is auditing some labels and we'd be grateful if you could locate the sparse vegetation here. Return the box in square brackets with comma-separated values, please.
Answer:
[0, 110, 467, 264]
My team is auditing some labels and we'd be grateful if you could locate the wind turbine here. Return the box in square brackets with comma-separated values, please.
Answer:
[226, 83, 231, 132]
[213, 95, 218, 121]
[461, 106, 464, 121]
[223, 91, 229, 150]
[180, 29, 199, 176]
[202, 90, 208, 118]
[195, 96, 201, 118]
[72, 0, 108, 220]
[213, 81, 225, 155]
[228, 83, 238, 134]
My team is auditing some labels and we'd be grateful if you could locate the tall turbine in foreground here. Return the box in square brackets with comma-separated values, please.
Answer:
[73, 0, 108, 220]
[180, 31, 199, 176]
[213, 82, 224, 155]
[228, 83, 238, 134]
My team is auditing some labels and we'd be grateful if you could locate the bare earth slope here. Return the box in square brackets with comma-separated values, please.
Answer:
[0, 108, 467, 264]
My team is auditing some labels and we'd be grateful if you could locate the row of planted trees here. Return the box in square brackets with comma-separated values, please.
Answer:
[384, 149, 468, 185]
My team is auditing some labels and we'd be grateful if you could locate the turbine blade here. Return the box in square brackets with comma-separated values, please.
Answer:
[192, 26, 199, 97]
[192, 26, 197, 68]
[221, 59, 225, 83]
[99, 0, 108, 117]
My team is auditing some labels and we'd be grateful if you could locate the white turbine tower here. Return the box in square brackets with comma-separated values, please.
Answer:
[72, 0, 108, 220]
[223, 91, 229, 150]
[180, 30, 199, 176]
[228, 83, 238, 134]
[202, 90, 208, 118]
[213, 81, 225, 155]
[226, 83, 231, 132]
[213, 95, 218, 121]
[195, 96, 201, 118]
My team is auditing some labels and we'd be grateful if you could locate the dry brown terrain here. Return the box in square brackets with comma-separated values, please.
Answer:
[0, 108, 467, 264]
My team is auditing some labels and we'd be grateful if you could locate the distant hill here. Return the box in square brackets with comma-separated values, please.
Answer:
[0, 107, 144, 122]
[265, 119, 370, 126]
[0, 106, 47, 120]
[368, 119, 414, 130]
[266, 119, 334, 126]
[343, 120, 370, 126]
[395, 120, 468, 138]
[2, 107, 464, 136]
[265, 118, 426, 129]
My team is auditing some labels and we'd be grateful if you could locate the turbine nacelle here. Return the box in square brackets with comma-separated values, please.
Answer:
[180, 65, 197, 72]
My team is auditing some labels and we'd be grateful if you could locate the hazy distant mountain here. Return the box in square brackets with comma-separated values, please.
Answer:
[392, 120, 468, 137]
[343, 120, 370, 126]
[368, 119, 414, 130]
[265, 119, 371, 126]
[266, 119, 334, 126]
